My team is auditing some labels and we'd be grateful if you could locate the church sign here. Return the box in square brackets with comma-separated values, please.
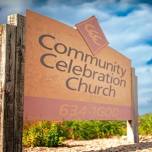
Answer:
[0, 10, 139, 151]
[24, 10, 132, 121]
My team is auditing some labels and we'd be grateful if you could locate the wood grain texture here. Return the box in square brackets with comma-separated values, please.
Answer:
[7, 14, 25, 152]
[0, 24, 3, 151]
[0, 14, 25, 152]
[0, 24, 16, 152]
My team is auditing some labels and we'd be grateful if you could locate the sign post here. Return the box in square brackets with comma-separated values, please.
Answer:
[127, 68, 139, 143]
[0, 14, 25, 152]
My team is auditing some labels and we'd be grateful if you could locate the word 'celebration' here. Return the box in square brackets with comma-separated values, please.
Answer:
[38, 34, 127, 98]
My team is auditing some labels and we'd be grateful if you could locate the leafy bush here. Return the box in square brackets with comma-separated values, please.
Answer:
[23, 113, 152, 147]
[23, 121, 66, 147]
[23, 121, 49, 147]
[62, 120, 125, 140]
[23, 120, 126, 147]
[46, 122, 66, 147]
[62, 120, 98, 140]
[139, 113, 152, 135]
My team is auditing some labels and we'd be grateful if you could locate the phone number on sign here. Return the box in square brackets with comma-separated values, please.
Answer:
[59, 103, 120, 119]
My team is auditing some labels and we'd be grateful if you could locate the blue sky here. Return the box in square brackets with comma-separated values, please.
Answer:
[0, 0, 152, 115]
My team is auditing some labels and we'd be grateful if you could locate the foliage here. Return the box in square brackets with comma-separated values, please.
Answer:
[23, 121, 65, 147]
[23, 120, 125, 147]
[62, 120, 125, 140]
[23, 113, 152, 147]
[139, 113, 152, 135]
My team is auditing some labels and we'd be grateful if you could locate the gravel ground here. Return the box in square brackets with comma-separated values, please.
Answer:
[24, 136, 152, 152]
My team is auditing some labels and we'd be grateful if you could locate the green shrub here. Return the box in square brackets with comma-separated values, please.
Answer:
[23, 113, 152, 147]
[61, 120, 125, 140]
[46, 123, 65, 147]
[67, 120, 98, 140]
[95, 121, 126, 138]
[139, 113, 152, 135]
[23, 121, 66, 147]
[23, 121, 51, 147]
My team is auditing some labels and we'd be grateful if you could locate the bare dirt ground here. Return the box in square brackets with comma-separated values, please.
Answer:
[24, 136, 152, 152]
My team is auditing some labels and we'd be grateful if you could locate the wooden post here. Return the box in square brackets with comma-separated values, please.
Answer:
[0, 14, 24, 152]
[0, 24, 2, 150]
[0, 24, 16, 151]
[127, 67, 139, 143]
[8, 14, 25, 152]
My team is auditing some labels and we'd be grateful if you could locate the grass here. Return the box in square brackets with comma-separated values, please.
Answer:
[23, 113, 152, 147]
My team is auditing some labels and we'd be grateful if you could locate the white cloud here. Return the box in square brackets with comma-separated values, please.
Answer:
[102, 4, 152, 51]
[124, 45, 152, 66]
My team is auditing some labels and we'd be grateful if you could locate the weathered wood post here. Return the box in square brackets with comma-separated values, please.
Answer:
[127, 67, 139, 143]
[0, 24, 2, 150]
[8, 14, 25, 152]
[0, 14, 25, 152]
[0, 24, 16, 152]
